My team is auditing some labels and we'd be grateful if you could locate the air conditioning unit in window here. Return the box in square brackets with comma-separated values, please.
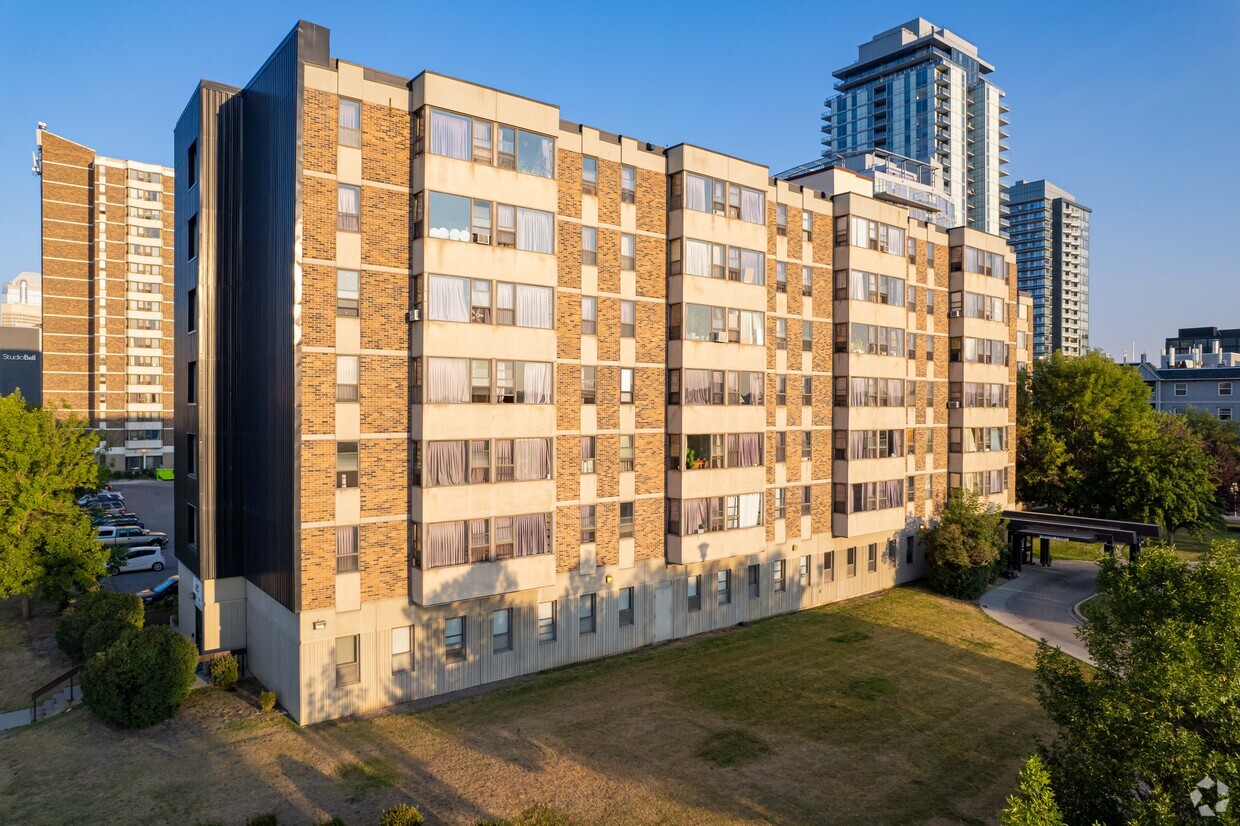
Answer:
[948, 309, 962, 318]
[947, 401, 962, 409]
[711, 332, 728, 343]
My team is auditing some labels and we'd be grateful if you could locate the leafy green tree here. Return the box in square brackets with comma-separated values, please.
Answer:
[0, 391, 111, 618]
[1000, 755, 1064, 826]
[81, 625, 199, 728]
[1017, 351, 1219, 536]
[920, 489, 1008, 599]
[1184, 407, 1240, 514]
[1035, 540, 1240, 824]
[56, 589, 144, 660]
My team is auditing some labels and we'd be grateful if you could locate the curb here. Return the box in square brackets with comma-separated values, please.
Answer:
[1070, 595, 1094, 624]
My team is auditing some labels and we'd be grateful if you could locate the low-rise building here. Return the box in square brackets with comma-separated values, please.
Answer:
[1139, 345, 1239, 421]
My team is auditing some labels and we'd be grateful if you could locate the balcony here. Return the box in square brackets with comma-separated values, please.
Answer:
[410, 551, 556, 606]
[667, 525, 765, 565]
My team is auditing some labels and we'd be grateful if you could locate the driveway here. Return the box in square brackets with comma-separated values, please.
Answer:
[979, 560, 1098, 665]
[99, 479, 176, 595]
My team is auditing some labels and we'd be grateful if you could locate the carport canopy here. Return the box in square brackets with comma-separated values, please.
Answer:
[1002, 511, 1162, 569]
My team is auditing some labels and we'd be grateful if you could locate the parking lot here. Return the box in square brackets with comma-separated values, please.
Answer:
[97, 479, 176, 595]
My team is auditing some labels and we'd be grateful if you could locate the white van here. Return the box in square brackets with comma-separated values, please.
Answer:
[119, 546, 166, 574]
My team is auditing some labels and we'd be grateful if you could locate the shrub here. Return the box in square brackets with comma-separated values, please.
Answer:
[315, 818, 348, 826]
[209, 653, 239, 690]
[259, 690, 277, 712]
[56, 590, 143, 660]
[81, 625, 198, 728]
[920, 490, 1008, 600]
[379, 804, 424, 826]
[246, 816, 278, 826]
[474, 807, 572, 826]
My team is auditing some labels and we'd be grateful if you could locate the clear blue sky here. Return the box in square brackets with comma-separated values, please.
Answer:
[2, 0, 1237, 359]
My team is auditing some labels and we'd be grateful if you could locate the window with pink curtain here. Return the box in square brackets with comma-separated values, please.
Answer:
[514, 513, 549, 557]
[424, 522, 468, 568]
[425, 441, 466, 487]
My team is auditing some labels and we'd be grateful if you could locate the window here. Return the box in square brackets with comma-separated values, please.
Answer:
[392, 626, 414, 673]
[926, 335, 935, 361]
[618, 587, 635, 626]
[867, 543, 878, 572]
[538, 601, 557, 643]
[492, 609, 512, 653]
[186, 288, 197, 333]
[621, 166, 636, 203]
[803, 376, 814, 406]
[582, 295, 597, 335]
[1174, 383, 1188, 396]
[747, 564, 761, 598]
[582, 366, 597, 404]
[774, 559, 786, 592]
[777, 376, 788, 407]
[907, 237, 916, 263]
[621, 300, 636, 338]
[621, 234, 636, 270]
[186, 503, 197, 545]
[803, 485, 812, 512]
[337, 185, 360, 231]
[582, 226, 598, 265]
[336, 356, 359, 402]
[581, 436, 597, 474]
[802, 210, 813, 242]
[802, 265, 813, 296]
[797, 321, 812, 354]
[620, 368, 634, 404]
[688, 575, 702, 611]
[582, 156, 598, 195]
[187, 361, 197, 404]
[775, 488, 786, 519]
[776, 431, 787, 462]
[620, 501, 635, 538]
[579, 594, 596, 634]
[580, 505, 596, 543]
[619, 435, 635, 472]
[444, 617, 466, 662]
[799, 555, 810, 586]
[186, 141, 198, 188]
[775, 318, 787, 350]
[776, 262, 788, 293]
[1220, 382, 1233, 396]
[515, 130, 555, 178]
[824, 551, 835, 582]
[335, 526, 359, 573]
[1221, 408, 1233, 421]
[335, 636, 360, 686]
[776, 204, 788, 236]
[471, 360, 491, 402]
[186, 215, 197, 260]
[717, 570, 731, 604]
[336, 441, 358, 488]
[472, 119, 492, 163]
[337, 270, 359, 317]
[186, 433, 197, 476]
[906, 536, 916, 565]
[339, 99, 361, 147]
[802, 431, 813, 462]
[846, 547, 857, 577]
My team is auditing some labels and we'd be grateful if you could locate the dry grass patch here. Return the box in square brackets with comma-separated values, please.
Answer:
[0, 587, 1051, 825]
[0, 598, 74, 713]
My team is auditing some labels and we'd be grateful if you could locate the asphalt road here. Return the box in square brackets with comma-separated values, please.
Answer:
[98, 479, 177, 595]
[979, 559, 1098, 665]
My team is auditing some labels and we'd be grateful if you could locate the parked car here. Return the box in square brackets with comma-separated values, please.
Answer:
[96, 524, 168, 548]
[137, 575, 179, 602]
[83, 498, 127, 510]
[117, 546, 166, 574]
[76, 491, 124, 506]
[94, 516, 145, 530]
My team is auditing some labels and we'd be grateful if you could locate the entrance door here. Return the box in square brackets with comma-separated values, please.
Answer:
[653, 580, 673, 642]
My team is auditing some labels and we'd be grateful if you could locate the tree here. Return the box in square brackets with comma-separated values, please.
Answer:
[0, 391, 111, 618]
[920, 489, 1008, 599]
[56, 589, 144, 660]
[1034, 540, 1240, 824]
[81, 625, 199, 728]
[1184, 407, 1240, 515]
[1017, 351, 1219, 536]
[1000, 755, 1064, 826]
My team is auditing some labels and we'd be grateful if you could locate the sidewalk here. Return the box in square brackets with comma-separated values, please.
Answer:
[980, 562, 1097, 665]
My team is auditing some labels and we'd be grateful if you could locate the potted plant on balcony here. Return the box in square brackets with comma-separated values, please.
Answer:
[684, 446, 698, 470]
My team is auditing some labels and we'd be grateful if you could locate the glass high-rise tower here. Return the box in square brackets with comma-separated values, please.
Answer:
[822, 18, 1009, 236]
[1008, 179, 1091, 358]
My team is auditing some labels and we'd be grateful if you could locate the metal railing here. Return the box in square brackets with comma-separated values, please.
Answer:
[31, 665, 83, 723]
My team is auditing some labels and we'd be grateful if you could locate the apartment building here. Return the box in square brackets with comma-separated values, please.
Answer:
[176, 21, 1018, 724]
[1139, 344, 1239, 421]
[36, 128, 174, 470]
[821, 18, 1010, 237]
[1009, 179, 1090, 358]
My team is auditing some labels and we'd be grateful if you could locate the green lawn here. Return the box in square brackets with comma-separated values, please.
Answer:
[1050, 523, 1240, 563]
[0, 587, 1052, 825]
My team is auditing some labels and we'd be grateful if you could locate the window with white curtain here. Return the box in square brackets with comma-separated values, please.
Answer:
[427, 275, 470, 322]
[621, 233, 636, 270]
[336, 356, 359, 402]
[515, 284, 553, 328]
[426, 358, 470, 403]
[337, 185, 360, 232]
[515, 207, 554, 253]
[429, 109, 471, 160]
[338, 99, 361, 147]
[620, 301, 635, 338]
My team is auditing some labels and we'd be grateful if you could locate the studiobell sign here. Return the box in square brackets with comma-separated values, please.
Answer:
[0, 348, 41, 405]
